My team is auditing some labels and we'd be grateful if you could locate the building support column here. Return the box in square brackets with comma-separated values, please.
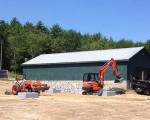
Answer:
[142, 70, 144, 80]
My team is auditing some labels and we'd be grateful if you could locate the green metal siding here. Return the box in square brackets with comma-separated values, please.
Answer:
[23, 62, 127, 80]
[105, 64, 127, 80]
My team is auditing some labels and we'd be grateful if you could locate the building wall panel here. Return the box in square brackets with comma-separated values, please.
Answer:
[23, 62, 127, 81]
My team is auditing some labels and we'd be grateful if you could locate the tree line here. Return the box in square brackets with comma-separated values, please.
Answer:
[0, 17, 149, 73]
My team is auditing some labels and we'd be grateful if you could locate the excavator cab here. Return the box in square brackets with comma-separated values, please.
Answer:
[83, 73, 99, 82]
[82, 73, 102, 95]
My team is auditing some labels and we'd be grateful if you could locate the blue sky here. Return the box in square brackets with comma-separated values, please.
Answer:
[0, 0, 150, 42]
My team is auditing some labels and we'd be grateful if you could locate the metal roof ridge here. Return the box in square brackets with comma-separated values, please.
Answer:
[38, 46, 144, 56]
[21, 46, 144, 65]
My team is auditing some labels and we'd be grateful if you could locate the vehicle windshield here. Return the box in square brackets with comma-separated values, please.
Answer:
[83, 73, 99, 82]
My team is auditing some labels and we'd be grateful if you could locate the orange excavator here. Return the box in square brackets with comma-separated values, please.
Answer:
[82, 58, 123, 95]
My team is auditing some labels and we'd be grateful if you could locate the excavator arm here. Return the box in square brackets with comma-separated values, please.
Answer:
[99, 58, 123, 86]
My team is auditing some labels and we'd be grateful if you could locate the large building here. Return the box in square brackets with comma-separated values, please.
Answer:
[22, 47, 150, 93]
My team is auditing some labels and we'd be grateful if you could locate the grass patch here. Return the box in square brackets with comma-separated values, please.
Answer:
[8, 72, 23, 79]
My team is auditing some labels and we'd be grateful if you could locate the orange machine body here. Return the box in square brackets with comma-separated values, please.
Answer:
[12, 79, 50, 95]
[82, 58, 123, 95]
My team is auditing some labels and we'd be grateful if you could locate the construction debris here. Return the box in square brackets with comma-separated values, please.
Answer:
[5, 89, 12, 95]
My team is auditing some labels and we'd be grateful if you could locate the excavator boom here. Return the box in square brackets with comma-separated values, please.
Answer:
[99, 58, 123, 85]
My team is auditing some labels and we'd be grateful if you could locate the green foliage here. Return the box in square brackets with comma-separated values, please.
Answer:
[116, 39, 135, 48]
[8, 71, 23, 79]
[0, 18, 147, 73]
[0, 20, 9, 69]
[50, 24, 63, 38]
[145, 40, 150, 52]
[62, 30, 82, 52]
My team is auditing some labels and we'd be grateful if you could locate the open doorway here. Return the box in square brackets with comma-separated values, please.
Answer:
[134, 67, 150, 81]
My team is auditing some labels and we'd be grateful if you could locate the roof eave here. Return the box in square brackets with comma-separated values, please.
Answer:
[21, 59, 129, 67]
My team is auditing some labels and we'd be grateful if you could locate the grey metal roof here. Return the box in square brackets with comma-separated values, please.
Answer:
[22, 47, 144, 66]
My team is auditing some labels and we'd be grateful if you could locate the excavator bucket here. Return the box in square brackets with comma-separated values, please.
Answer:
[114, 77, 124, 83]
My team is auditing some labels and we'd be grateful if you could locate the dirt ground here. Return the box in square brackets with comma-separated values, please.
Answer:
[1, 80, 150, 120]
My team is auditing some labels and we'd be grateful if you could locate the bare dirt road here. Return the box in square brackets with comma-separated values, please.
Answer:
[0, 80, 150, 120]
